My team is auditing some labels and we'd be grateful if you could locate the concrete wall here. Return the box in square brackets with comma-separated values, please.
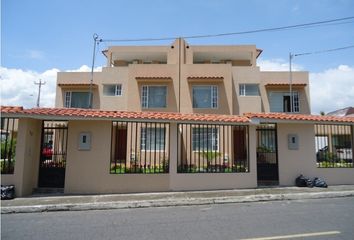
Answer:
[64, 120, 170, 194]
[63, 121, 257, 195]
[1, 118, 41, 197]
[277, 123, 354, 186]
[4, 118, 354, 197]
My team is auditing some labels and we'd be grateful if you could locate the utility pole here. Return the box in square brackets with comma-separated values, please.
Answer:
[289, 52, 294, 113]
[34, 79, 46, 108]
[89, 33, 100, 108]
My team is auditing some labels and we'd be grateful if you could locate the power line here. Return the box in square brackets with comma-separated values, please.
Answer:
[100, 16, 354, 43]
[294, 45, 354, 57]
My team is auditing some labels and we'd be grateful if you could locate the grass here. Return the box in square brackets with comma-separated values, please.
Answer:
[110, 164, 168, 174]
[317, 161, 353, 168]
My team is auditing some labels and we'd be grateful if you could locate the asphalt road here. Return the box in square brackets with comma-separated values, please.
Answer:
[2, 197, 354, 240]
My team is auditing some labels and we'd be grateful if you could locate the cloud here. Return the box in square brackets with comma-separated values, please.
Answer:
[310, 65, 354, 114]
[0, 65, 100, 108]
[258, 58, 303, 71]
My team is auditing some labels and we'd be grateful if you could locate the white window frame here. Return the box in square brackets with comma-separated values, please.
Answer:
[141, 85, 167, 109]
[292, 92, 300, 113]
[239, 84, 259, 96]
[269, 91, 300, 113]
[192, 85, 218, 109]
[64, 91, 72, 108]
[103, 84, 122, 96]
[64, 91, 90, 108]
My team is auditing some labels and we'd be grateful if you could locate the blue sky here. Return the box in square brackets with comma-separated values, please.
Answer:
[1, 0, 354, 112]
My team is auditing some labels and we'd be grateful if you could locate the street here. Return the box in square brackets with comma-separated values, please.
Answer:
[2, 197, 354, 240]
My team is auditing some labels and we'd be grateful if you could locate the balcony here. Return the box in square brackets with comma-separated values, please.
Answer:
[110, 52, 168, 67]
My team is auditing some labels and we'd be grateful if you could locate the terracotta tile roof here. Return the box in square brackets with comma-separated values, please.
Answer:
[0, 106, 24, 113]
[1, 106, 248, 123]
[58, 83, 98, 87]
[245, 112, 354, 123]
[265, 83, 307, 87]
[1, 106, 353, 124]
[187, 76, 224, 80]
[135, 77, 172, 80]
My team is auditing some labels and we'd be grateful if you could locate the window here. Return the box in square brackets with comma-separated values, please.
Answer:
[192, 86, 218, 109]
[103, 84, 122, 96]
[239, 84, 259, 96]
[141, 86, 167, 108]
[64, 92, 90, 108]
[192, 127, 218, 151]
[269, 92, 299, 113]
[141, 127, 166, 151]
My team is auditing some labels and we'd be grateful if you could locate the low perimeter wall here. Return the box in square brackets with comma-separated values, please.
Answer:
[277, 123, 354, 186]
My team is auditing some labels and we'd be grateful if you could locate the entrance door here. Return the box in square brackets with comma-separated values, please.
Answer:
[114, 127, 128, 162]
[256, 124, 279, 183]
[38, 121, 68, 188]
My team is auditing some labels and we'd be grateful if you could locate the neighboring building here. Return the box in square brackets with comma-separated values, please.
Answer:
[56, 38, 310, 115]
[327, 107, 354, 117]
[1, 39, 353, 197]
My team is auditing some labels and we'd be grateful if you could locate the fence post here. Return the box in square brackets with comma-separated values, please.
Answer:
[169, 122, 178, 189]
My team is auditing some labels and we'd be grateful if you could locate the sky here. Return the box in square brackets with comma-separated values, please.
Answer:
[1, 0, 354, 114]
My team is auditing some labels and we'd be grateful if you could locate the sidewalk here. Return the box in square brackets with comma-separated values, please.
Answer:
[2, 185, 354, 214]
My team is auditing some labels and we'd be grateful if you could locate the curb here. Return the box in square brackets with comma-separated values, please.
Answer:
[2, 190, 354, 214]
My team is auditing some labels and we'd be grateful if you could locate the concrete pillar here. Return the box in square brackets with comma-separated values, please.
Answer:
[169, 122, 178, 190]
[248, 125, 258, 180]
[1, 118, 42, 197]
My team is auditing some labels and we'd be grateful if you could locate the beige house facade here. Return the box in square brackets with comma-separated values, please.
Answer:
[1, 39, 353, 197]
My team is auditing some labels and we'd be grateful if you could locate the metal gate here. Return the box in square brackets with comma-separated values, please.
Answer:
[38, 121, 68, 188]
[256, 124, 279, 183]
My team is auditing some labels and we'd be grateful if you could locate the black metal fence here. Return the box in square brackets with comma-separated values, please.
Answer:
[110, 121, 170, 174]
[1, 118, 18, 174]
[177, 123, 249, 173]
[315, 124, 353, 168]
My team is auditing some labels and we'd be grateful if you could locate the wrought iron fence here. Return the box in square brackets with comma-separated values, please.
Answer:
[110, 121, 170, 174]
[256, 123, 279, 182]
[1, 118, 18, 174]
[38, 121, 68, 188]
[315, 124, 353, 168]
[177, 123, 249, 173]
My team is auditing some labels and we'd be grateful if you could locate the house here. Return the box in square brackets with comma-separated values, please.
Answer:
[1, 39, 353, 197]
[327, 107, 354, 117]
